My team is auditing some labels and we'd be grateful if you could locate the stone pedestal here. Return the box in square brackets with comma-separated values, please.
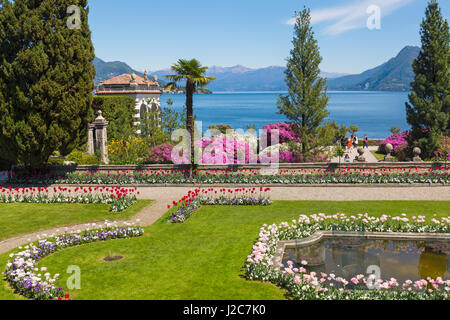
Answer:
[87, 111, 109, 164]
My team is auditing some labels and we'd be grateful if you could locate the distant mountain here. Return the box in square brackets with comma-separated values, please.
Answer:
[93, 57, 144, 84]
[327, 46, 420, 92]
[147, 65, 347, 92]
[93, 46, 419, 92]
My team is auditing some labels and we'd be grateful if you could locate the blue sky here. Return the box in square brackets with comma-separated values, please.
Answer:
[89, 0, 449, 74]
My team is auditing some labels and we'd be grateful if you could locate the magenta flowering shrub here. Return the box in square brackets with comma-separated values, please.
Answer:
[146, 144, 174, 164]
[279, 150, 302, 163]
[433, 136, 450, 161]
[379, 131, 411, 159]
[195, 137, 258, 164]
[263, 122, 301, 145]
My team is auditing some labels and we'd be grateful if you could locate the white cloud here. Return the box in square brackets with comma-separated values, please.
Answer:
[286, 0, 414, 35]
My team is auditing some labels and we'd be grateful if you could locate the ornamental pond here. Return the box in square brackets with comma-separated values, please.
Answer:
[282, 236, 449, 286]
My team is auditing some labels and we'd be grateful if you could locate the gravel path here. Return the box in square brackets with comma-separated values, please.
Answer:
[330, 146, 379, 163]
[0, 186, 449, 255]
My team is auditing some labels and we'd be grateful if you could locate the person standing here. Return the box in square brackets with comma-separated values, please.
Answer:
[347, 136, 353, 150]
[353, 135, 359, 149]
[363, 135, 369, 149]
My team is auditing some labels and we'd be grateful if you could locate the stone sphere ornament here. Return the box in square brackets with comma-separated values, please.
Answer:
[413, 147, 423, 162]
[383, 143, 394, 162]
[385, 143, 393, 154]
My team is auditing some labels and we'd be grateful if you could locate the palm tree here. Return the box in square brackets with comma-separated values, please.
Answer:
[165, 59, 215, 171]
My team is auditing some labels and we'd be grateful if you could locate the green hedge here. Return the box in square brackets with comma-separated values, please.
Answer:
[0, 158, 11, 171]
[91, 96, 136, 141]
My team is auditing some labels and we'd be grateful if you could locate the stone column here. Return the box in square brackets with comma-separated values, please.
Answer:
[87, 125, 95, 155]
[92, 111, 109, 164]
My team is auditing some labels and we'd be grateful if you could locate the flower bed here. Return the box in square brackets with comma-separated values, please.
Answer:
[0, 186, 138, 212]
[245, 214, 450, 300]
[6, 167, 450, 185]
[167, 188, 272, 223]
[3, 224, 144, 300]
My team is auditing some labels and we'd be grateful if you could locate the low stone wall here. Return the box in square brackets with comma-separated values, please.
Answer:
[10, 161, 448, 176]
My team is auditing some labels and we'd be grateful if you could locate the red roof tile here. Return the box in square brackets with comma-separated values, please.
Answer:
[101, 74, 158, 86]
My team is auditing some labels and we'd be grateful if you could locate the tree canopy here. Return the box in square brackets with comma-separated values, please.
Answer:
[406, 0, 450, 159]
[0, 0, 95, 168]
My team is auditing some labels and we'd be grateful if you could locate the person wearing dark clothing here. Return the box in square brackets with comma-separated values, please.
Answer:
[363, 135, 369, 149]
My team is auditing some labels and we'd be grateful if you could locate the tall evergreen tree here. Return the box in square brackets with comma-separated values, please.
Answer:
[0, 0, 95, 168]
[277, 8, 329, 161]
[406, 0, 450, 159]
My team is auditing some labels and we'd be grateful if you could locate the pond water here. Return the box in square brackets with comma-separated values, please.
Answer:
[282, 238, 450, 284]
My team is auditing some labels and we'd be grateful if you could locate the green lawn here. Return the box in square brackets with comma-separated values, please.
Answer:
[0, 200, 449, 300]
[0, 200, 152, 241]
[371, 150, 398, 161]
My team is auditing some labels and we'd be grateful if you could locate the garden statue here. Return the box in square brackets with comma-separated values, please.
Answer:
[130, 73, 137, 86]
[87, 110, 109, 164]
[383, 143, 394, 162]
[355, 147, 366, 162]
[412, 147, 423, 162]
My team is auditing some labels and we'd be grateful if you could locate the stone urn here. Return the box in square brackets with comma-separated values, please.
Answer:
[383, 143, 394, 162]
[412, 147, 423, 162]
[355, 147, 366, 162]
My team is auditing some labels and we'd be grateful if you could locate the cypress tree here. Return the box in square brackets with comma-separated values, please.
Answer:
[406, 0, 450, 159]
[277, 8, 329, 161]
[0, 0, 95, 169]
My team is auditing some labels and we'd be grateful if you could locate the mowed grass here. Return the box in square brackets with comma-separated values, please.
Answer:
[0, 200, 449, 300]
[0, 200, 152, 241]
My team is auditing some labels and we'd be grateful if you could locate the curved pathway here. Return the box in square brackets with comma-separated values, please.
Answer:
[0, 186, 449, 255]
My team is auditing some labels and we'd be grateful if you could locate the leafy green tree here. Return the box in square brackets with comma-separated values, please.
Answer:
[277, 8, 329, 161]
[161, 106, 182, 137]
[92, 96, 136, 141]
[349, 125, 359, 135]
[0, 0, 95, 169]
[208, 124, 233, 135]
[165, 59, 215, 166]
[390, 126, 402, 135]
[140, 109, 169, 147]
[406, 0, 450, 159]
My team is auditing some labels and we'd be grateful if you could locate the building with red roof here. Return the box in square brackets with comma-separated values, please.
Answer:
[96, 72, 162, 134]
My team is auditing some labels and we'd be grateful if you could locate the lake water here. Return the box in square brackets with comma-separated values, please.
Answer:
[163, 91, 410, 139]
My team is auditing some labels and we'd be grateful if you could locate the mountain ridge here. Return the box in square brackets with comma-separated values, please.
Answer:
[93, 45, 420, 92]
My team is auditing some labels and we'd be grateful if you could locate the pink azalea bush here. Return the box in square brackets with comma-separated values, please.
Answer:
[279, 150, 302, 163]
[146, 144, 174, 164]
[379, 131, 411, 160]
[263, 122, 302, 145]
[195, 137, 258, 164]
